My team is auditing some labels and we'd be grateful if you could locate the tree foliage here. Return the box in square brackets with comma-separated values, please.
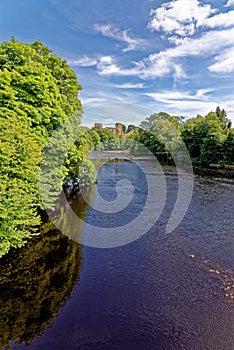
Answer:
[135, 108, 233, 166]
[0, 115, 41, 257]
[0, 38, 82, 143]
[0, 38, 88, 257]
[181, 108, 231, 165]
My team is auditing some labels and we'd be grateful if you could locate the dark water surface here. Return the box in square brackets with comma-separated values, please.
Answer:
[0, 161, 234, 350]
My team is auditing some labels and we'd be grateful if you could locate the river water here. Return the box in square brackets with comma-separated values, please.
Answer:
[0, 159, 234, 350]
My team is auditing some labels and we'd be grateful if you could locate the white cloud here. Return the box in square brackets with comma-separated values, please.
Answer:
[148, 1, 234, 36]
[147, 89, 213, 102]
[94, 23, 146, 52]
[209, 47, 234, 73]
[148, 0, 214, 36]
[101, 118, 116, 125]
[96, 53, 186, 80]
[201, 10, 234, 29]
[147, 27, 234, 75]
[159, 27, 234, 55]
[67, 56, 97, 67]
[144, 55, 187, 79]
[115, 83, 145, 89]
[96, 27, 234, 79]
[80, 97, 107, 105]
[146, 89, 222, 117]
[96, 56, 144, 77]
[146, 90, 234, 122]
[226, 0, 234, 6]
[196, 88, 215, 97]
[97, 56, 122, 75]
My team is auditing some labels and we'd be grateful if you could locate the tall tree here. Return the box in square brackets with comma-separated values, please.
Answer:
[0, 38, 82, 143]
[215, 106, 232, 131]
[182, 110, 227, 164]
[0, 38, 85, 256]
[0, 115, 41, 257]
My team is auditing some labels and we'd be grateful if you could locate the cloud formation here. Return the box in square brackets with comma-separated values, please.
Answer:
[94, 23, 146, 52]
[67, 56, 97, 67]
[54, 0, 234, 122]
[67, 2, 234, 84]
[201, 10, 234, 28]
[96, 27, 234, 78]
[148, 0, 214, 36]
[209, 47, 234, 73]
[96, 54, 185, 79]
[145, 89, 225, 117]
[115, 83, 145, 89]
[226, 0, 234, 6]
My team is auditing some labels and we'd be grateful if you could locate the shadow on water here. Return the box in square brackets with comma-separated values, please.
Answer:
[0, 188, 93, 350]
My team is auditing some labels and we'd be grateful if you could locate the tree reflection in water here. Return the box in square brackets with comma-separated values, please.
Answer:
[0, 188, 93, 349]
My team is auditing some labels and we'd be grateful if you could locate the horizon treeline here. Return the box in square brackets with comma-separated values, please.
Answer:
[133, 108, 234, 165]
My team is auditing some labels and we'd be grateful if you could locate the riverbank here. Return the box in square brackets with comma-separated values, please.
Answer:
[90, 151, 234, 178]
[193, 165, 234, 178]
[89, 150, 154, 161]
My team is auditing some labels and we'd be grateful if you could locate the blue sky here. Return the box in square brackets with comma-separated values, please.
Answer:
[1, 0, 234, 126]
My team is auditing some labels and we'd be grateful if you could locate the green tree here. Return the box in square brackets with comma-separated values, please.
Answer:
[223, 129, 234, 164]
[0, 115, 41, 257]
[65, 129, 97, 187]
[215, 106, 232, 132]
[182, 110, 227, 164]
[200, 133, 225, 165]
[0, 38, 82, 143]
[87, 129, 101, 148]
[182, 115, 206, 160]
[0, 38, 87, 256]
[137, 112, 183, 161]
[94, 128, 115, 143]
[140, 112, 183, 131]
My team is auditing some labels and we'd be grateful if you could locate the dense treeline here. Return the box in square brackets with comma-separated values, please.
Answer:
[93, 128, 127, 150]
[133, 108, 234, 165]
[91, 109, 234, 166]
[0, 38, 97, 257]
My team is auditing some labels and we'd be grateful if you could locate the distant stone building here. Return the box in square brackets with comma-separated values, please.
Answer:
[105, 126, 117, 134]
[94, 123, 103, 129]
[115, 123, 124, 135]
[105, 123, 124, 135]
[93, 122, 136, 137]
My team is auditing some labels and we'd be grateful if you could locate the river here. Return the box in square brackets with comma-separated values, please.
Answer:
[0, 158, 234, 350]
